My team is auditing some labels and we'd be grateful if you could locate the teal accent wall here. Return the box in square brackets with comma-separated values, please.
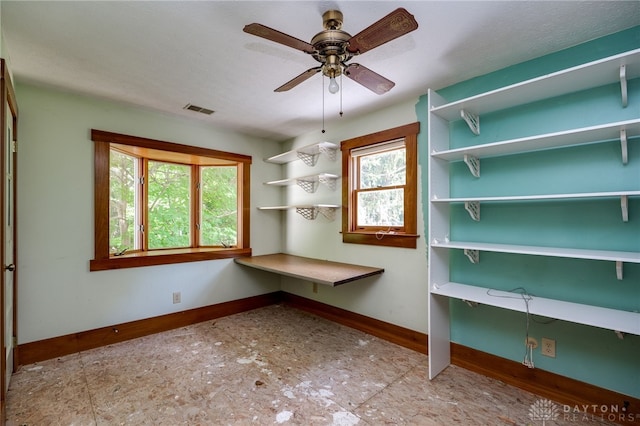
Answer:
[416, 26, 640, 397]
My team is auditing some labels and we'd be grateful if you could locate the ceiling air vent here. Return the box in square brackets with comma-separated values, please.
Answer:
[183, 104, 215, 115]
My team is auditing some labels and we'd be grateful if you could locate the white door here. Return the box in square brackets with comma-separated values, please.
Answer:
[4, 100, 15, 391]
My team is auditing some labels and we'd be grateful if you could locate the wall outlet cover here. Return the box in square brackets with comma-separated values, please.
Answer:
[541, 337, 556, 358]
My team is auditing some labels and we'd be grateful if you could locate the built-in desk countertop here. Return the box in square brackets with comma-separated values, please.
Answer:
[234, 253, 384, 286]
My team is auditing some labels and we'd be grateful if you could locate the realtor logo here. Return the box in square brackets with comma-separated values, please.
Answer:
[529, 399, 560, 425]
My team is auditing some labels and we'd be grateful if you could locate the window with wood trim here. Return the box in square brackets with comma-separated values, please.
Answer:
[341, 122, 419, 248]
[90, 129, 251, 271]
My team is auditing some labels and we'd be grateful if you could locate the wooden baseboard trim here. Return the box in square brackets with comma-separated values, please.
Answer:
[16, 290, 639, 423]
[281, 292, 428, 354]
[17, 291, 282, 366]
[451, 343, 640, 423]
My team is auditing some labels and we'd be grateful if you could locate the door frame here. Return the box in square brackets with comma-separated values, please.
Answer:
[0, 57, 19, 419]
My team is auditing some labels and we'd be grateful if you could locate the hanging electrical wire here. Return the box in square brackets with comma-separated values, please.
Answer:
[486, 287, 535, 368]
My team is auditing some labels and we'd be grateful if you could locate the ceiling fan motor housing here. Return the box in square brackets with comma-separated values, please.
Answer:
[312, 11, 353, 78]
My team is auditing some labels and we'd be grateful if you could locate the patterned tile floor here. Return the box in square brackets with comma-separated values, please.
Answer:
[6, 304, 616, 425]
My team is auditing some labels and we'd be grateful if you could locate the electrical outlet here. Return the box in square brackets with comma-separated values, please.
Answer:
[172, 292, 181, 304]
[541, 337, 556, 358]
[526, 337, 538, 349]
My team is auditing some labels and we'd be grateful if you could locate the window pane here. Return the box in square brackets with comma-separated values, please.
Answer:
[147, 161, 191, 249]
[359, 147, 405, 189]
[357, 188, 404, 227]
[109, 150, 137, 253]
[200, 166, 238, 246]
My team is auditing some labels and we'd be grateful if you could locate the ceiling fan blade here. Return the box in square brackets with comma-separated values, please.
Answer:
[243, 23, 315, 54]
[347, 8, 418, 55]
[344, 63, 395, 95]
[275, 67, 322, 92]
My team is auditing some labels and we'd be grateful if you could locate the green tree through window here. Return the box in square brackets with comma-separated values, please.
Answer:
[356, 144, 406, 227]
[109, 150, 137, 253]
[340, 122, 419, 249]
[91, 129, 251, 271]
[200, 166, 237, 246]
[147, 161, 191, 249]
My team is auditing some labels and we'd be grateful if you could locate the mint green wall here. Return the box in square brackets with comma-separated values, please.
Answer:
[417, 26, 640, 397]
[14, 83, 284, 344]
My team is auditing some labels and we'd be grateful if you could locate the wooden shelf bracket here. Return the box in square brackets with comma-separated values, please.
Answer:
[461, 109, 480, 135]
[464, 154, 481, 177]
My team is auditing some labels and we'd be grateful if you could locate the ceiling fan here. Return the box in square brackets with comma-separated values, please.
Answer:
[243, 8, 418, 95]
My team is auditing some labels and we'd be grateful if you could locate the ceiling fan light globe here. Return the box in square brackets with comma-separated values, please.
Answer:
[328, 77, 340, 94]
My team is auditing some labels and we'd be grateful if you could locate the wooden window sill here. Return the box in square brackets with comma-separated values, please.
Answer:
[90, 247, 252, 271]
[341, 232, 419, 248]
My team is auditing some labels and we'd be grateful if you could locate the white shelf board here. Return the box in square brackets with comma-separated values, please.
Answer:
[431, 241, 640, 263]
[431, 119, 640, 161]
[258, 206, 291, 210]
[431, 282, 640, 335]
[265, 142, 337, 164]
[430, 49, 640, 121]
[265, 173, 339, 186]
[432, 190, 640, 203]
[258, 204, 340, 210]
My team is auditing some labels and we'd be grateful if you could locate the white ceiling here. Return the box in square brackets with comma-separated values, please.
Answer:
[2, 1, 639, 141]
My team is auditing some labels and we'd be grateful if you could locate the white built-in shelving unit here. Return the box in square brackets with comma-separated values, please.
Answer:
[260, 142, 340, 220]
[427, 49, 640, 379]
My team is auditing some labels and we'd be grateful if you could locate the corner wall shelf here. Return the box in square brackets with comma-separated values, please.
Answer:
[265, 173, 339, 193]
[258, 204, 340, 221]
[265, 142, 338, 166]
[235, 253, 384, 287]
